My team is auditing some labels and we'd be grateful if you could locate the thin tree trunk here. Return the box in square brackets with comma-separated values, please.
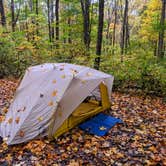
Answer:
[55, 0, 59, 41]
[36, 0, 39, 35]
[68, 17, 72, 44]
[0, 0, 6, 27]
[50, 0, 54, 40]
[29, 0, 33, 12]
[80, 0, 91, 52]
[47, 0, 52, 42]
[154, 41, 158, 56]
[112, 0, 117, 55]
[157, 0, 166, 58]
[120, 0, 128, 61]
[94, 0, 105, 70]
[125, 0, 129, 53]
[11, 0, 15, 31]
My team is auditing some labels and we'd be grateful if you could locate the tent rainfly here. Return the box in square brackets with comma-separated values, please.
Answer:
[0, 63, 114, 145]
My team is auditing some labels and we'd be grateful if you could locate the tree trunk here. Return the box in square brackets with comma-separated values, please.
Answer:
[157, 0, 166, 58]
[94, 0, 104, 70]
[55, 0, 59, 41]
[112, 0, 117, 55]
[125, 3, 129, 52]
[68, 17, 72, 44]
[36, 0, 39, 35]
[47, 0, 52, 42]
[120, 0, 128, 61]
[0, 0, 6, 27]
[50, 0, 54, 40]
[11, 0, 15, 31]
[80, 0, 91, 52]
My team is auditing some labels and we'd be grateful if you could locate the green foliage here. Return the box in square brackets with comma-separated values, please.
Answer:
[100, 49, 166, 96]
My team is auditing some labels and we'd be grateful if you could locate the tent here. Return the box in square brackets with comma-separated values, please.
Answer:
[0, 63, 114, 145]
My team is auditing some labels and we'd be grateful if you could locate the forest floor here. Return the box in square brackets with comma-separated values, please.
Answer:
[0, 78, 165, 166]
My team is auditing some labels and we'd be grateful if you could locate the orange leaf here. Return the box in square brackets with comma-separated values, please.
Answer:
[52, 90, 58, 97]
[19, 130, 25, 137]
[48, 101, 54, 106]
[15, 117, 20, 124]
[2, 107, 8, 114]
[0, 116, 5, 123]
[52, 80, 56, 84]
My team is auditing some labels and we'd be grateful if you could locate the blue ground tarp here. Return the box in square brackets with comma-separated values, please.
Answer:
[79, 113, 123, 136]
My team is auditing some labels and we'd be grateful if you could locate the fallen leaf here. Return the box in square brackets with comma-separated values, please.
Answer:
[15, 117, 20, 124]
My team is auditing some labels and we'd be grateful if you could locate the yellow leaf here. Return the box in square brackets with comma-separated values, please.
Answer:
[8, 118, 13, 124]
[61, 75, 66, 79]
[81, 80, 86, 84]
[38, 116, 43, 122]
[99, 126, 107, 130]
[52, 90, 58, 97]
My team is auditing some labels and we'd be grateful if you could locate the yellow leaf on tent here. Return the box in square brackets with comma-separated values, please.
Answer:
[0, 116, 5, 123]
[48, 101, 54, 106]
[19, 130, 25, 137]
[2, 107, 8, 114]
[52, 80, 57, 84]
[86, 72, 92, 77]
[61, 75, 66, 79]
[99, 126, 107, 130]
[38, 116, 43, 122]
[15, 117, 20, 124]
[8, 118, 13, 124]
[52, 90, 58, 97]
[81, 80, 86, 84]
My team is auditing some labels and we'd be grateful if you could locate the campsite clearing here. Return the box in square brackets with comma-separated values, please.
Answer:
[0, 78, 165, 165]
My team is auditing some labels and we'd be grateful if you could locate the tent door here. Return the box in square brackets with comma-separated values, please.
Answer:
[53, 82, 111, 138]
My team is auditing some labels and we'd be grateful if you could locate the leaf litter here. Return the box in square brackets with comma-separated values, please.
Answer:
[0, 79, 165, 165]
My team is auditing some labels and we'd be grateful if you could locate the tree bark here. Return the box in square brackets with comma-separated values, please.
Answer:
[55, 0, 59, 41]
[36, 0, 39, 35]
[157, 0, 166, 58]
[68, 17, 72, 44]
[120, 0, 129, 61]
[50, 0, 54, 40]
[47, 0, 52, 42]
[11, 0, 15, 31]
[94, 0, 104, 70]
[80, 0, 91, 51]
[0, 0, 6, 27]
[112, 0, 117, 55]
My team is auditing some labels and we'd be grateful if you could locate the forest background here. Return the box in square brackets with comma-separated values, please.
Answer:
[0, 0, 165, 96]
